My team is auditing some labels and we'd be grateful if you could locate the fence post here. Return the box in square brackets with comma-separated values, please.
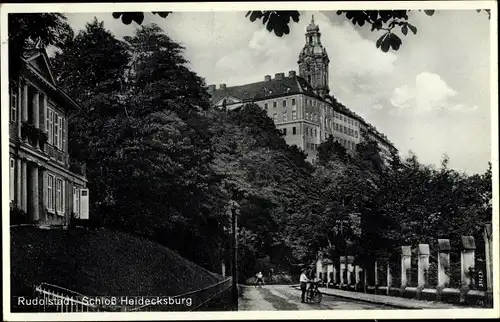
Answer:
[354, 265, 361, 291]
[327, 263, 334, 288]
[333, 263, 338, 287]
[347, 256, 354, 288]
[386, 260, 392, 295]
[363, 264, 368, 293]
[483, 223, 493, 306]
[460, 236, 475, 303]
[400, 246, 411, 296]
[417, 244, 430, 300]
[437, 239, 451, 301]
[374, 259, 379, 294]
[339, 256, 346, 289]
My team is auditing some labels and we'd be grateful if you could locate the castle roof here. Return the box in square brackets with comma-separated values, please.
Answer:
[208, 73, 321, 104]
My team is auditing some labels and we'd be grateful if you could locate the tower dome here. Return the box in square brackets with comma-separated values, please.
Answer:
[306, 16, 320, 32]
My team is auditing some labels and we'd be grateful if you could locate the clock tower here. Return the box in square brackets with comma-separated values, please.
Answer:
[298, 16, 330, 97]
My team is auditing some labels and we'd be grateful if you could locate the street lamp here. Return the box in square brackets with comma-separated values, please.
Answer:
[229, 199, 240, 310]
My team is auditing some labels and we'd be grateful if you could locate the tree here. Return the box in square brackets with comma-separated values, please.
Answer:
[8, 13, 72, 79]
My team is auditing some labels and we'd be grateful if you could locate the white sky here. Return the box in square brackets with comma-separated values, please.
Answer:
[63, 10, 492, 175]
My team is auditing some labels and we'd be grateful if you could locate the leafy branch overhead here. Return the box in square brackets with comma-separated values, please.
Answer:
[111, 9, 490, 54]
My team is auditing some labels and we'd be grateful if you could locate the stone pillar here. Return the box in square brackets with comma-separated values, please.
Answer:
[332, 264, 337, 286]
[483, 224, 493, 306]
[437, 239, 451, 288]
[363, 264, 368, 293]
[316, 258, 323, 280]
[374, 259, 379, 294]
[28, 162, 40, 222]
[460, 236, 475, 304]
[386, 260, 392, 295]
[354, 265, 361, 291]
[33, 91, 39, 128]
[38, 166, 46, 222]
[461, 236, 475, 288]
[400, 246, 411, 294]
[417, 244, 430, 299]
[16, 158, 22, 208]
[340, 256, 346, 288]
[327, 264, 333, 287]
[21, 159, 28, 212]
[347, 256, 354, 287]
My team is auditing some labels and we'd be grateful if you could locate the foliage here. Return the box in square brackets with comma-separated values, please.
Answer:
[113, 9, 490, 53]
[8, 13, 72, 79]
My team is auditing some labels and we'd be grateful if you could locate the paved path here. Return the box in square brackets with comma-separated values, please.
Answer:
[238, 285, 397, 310]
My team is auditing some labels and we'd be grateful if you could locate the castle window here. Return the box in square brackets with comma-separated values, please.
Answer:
[283, 128, 287, 135]
[292, 98, 296, 105]
[315, 129, 317, 137]
[273, 101, 277, 108]
[264, 103, 268, 109]
[273, 113, 278, 121]
[283, 100, 287, 107]
[293, 127, 297, 135]
[292, 111, 297, 120]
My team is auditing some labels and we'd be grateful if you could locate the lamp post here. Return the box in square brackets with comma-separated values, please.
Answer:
[229, 199, 240, 310]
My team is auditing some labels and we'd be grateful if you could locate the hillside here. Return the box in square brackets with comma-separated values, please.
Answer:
[11, 226, 223, 297]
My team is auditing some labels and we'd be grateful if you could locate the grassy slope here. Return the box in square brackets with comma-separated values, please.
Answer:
[11, 226, 223, 297]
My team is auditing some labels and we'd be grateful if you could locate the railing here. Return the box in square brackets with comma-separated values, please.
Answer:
[315, 228, 493, 307]
[29, 278, 232, 312]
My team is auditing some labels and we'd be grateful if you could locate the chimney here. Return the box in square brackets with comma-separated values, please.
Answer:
[207, 84, 216, 92]
[220, 83, 226, 90]
[289, 70, 296, 78]
[275, 72, 285, 80]
[264, 75, 271, 81]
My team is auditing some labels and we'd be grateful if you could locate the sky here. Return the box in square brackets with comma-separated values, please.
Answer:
[62, 9, 493, 175]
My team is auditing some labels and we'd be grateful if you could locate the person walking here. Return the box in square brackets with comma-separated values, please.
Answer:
[299, 269, 309, 303]
[255, 271, 264, 287]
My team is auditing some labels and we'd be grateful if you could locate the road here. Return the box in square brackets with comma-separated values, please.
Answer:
[238, 285, 396, 310]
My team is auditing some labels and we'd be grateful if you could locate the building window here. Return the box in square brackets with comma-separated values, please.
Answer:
[292, 111, 297, 120]
[73, 187, 80, 216]
[283, 100, 287, 107]
[283, 128, 287, 136]
[306, 112, 310, 120]
[292, 98, 296, 105]
[264, 103, 268, 109]
[47, 175, 54, 211]
[10, 158, 15, 202]
[10, 91, 18, 122]
[293, 127, 297, 135]
[273, 101, 277, 108]
[273, 113, 278, 122]
[56, 178, 65, 213]
[314, 129, 317, 137]
[283, 113, 287, 122]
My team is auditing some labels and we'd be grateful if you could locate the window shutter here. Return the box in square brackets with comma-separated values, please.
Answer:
[73, 187, 78, 215]
[62, 179, 66, 214]
[80, 188, 89, 220]
[62, 116, 66, 152]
